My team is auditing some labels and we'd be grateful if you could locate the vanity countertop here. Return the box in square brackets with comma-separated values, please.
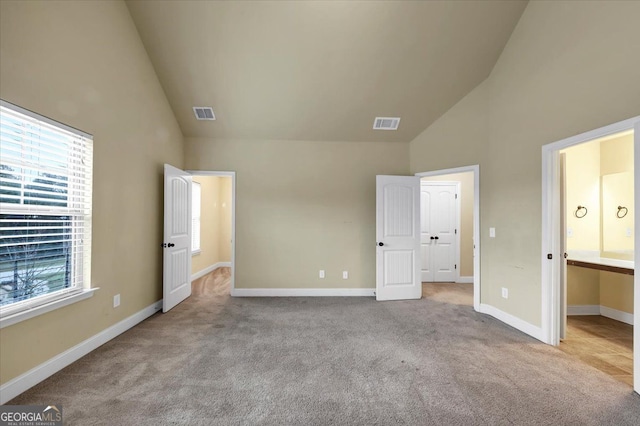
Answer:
[566, 251, 634, 274]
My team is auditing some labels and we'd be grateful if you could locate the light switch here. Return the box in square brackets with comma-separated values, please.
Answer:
[567, 227, 574, 238]
[626, 228, 633, 237]
[489, 227, 496, 238]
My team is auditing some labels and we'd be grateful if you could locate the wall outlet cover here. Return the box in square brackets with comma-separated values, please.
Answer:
[501, 288, 508, 299]
[342, 271, 349, 279]
[113, 294, 120, 308]
[319, 270, 325, 279]
[489, 227, 496, 238]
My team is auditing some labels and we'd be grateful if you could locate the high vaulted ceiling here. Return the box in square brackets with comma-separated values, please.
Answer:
[126, 1, 527, 143]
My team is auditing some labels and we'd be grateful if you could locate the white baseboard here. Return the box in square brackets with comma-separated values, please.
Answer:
[231, 288, 375, 297]
[456, 276, 473, 284]
[599, 306, 634, 325]
[191, 261, 231, 282]
[567, 305, 600, 315]
[567, 304, 633, 325]
[0, 300, 162, 404]
[479, 303, 544, 342]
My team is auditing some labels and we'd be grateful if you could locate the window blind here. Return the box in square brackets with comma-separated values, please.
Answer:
[0, 100, 93, 313]
[192, 182, 201, 251]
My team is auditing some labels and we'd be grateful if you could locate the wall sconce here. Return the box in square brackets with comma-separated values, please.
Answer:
[575, 205, 587, 218]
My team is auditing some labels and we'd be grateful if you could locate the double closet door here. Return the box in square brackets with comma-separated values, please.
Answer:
[420, 182, 458, 282]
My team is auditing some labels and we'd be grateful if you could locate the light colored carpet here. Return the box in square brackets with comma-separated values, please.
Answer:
[7, 268, 640, 425]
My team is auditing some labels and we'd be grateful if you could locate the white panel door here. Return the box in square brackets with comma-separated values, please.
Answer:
[560, 153, 567, 340]
[163, 164, 192, 312]
[421, 182, 457, 282]
[376, 175, 421, 301]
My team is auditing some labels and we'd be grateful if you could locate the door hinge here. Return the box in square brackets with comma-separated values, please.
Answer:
[455, 229, 457, 234]
[455, 264, 457, 269]
[455, 194, 458, 199]
[547, 253, 553, 260]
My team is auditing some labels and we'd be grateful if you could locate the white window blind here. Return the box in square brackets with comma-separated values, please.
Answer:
[0, 100, 93, 315]
[192, 181, 201, 252]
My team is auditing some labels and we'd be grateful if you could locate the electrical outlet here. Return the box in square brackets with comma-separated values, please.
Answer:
[342, 271, 349, 279]
[113, 294, 120, 308]
[567, 227, 574, 238]
[626, 228, 632, 237]
[489, 227, 496, 238]
[319, 270, 325, 279]
[501, 288, 508, 299]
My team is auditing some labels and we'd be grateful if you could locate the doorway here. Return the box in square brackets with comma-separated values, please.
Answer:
[188, 171, 236, 295]
[415, 165, 480, 311]
[541, 116, 640, 393]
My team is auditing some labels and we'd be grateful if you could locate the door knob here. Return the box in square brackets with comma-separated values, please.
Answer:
[434, 236, 439, 240]
[378, 242, 384, 246]
[168, 243, 175, 247]
[430, 236, 435, 240]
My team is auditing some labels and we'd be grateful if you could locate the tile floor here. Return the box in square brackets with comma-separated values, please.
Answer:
[559, 315, 633, 386]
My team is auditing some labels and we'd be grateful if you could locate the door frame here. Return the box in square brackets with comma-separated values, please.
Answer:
[420, 180, 461, 283]
[415, 165, 480, 311]
[540, 116, 640, 393]
[187, 170, 236, 295]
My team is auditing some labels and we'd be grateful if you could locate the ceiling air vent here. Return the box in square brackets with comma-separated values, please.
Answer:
[373, 117, 400, 130]
[193, 107, 216, 121]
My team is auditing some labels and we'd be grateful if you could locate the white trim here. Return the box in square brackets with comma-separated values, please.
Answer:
[479, 304, 544, 342]
[567, 305, 600, 315]
[0, 300, 162, 404]
[456, 276, 473, 284]
[415, 164, 480, 312]
[231, 288, 375, 297]
[191, 261, 232, 282]
[186, 171, 236, 296]
[600, 306, 634, 326]
[0, 288, 98, 330]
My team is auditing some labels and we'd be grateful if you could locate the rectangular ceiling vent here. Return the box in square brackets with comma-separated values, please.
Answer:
[193, 107, 216, 120]
[373, 117, 400, 130]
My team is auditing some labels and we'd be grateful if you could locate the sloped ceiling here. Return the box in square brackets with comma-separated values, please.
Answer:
[126, 0, 527, 143]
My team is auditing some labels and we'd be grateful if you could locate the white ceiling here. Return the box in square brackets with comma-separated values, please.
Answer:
[126, 0, 527, 143]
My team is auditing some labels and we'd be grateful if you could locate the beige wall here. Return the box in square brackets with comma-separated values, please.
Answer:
[562, 142, 601, 251]
[566, 266, 600, 306]
[190, 176, 232, 275]
[185, 138, 409, 289]
[600, 133, 634, 256]
[566, 267, 632, 315]
[422, 172, 474, 277]
[0, 1, 183, 384]
[410, 1, 640, 326]
[600, 271, 634, 315]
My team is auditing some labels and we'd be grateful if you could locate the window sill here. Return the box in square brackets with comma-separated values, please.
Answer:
[192, 249, 201, 256]
[0, 288, 99, 329]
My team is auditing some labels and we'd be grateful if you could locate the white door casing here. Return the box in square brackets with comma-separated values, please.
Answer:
[376, 175, 421, 301]
[163, 164, 192, 312]
[421, 182, 458, 282]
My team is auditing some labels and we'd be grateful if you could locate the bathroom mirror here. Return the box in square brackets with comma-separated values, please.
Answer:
[601, 171, 634, 260]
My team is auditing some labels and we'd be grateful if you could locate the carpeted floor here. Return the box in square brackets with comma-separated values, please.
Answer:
[7, 268, 640, 425]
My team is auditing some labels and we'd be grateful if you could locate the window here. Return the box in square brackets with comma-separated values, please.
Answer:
[192, 181, 201, 253]
[0, 100, 93, 319]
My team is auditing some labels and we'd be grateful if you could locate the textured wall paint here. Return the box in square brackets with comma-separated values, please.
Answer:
[0, 1, 183, 384]
[410, 1, 640, 326]
[185, 138, 409, 289]
[421, 172, 474, 277]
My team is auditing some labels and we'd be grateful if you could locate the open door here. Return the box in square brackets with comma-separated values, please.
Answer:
[163, 164, 192, 312]
[376, 175, 421, 301]
[560, 153, 567, 340]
